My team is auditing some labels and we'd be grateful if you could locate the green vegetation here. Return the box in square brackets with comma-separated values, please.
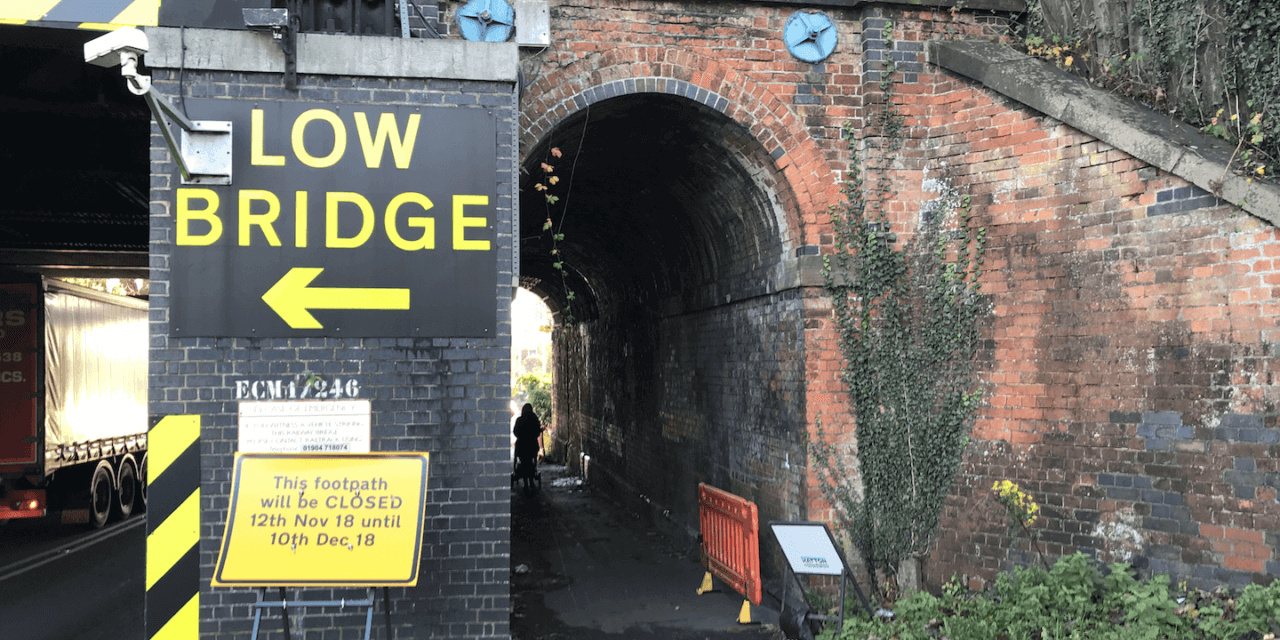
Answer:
[819, 553, 1280, 640]
[812, 20, 988, 597]
[535, 147, 577, 325]
[992, 479, 1050, 570]
[1016, 0, 1278, 183]
[514, 373, 552, 426]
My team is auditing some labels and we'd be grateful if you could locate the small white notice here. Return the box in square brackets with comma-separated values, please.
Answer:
[238, 400, 371, 453]
[770, 521, 846, 576]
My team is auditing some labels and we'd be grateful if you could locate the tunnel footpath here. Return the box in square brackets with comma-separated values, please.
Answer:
[510, 465, 782, 640]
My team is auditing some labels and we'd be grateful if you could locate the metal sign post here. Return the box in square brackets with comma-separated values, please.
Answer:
[249, 587, 387, 640]
[769, 521, 873, 636]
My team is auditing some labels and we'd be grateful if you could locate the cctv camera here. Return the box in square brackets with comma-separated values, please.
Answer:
[84, 27, 152, 95]
[84, 27, 149, 68]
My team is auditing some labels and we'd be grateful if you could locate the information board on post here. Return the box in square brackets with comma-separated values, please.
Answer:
[238, 400, 372, 453]
[212, 453, 429, 587]
[770, 521, 846, 576]
[769, 520, 873, 622]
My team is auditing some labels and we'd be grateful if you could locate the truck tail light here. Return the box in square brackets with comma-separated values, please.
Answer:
[0, 489, 46, 519]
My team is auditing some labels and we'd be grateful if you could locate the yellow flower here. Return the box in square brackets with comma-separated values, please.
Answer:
[1065, 56, 1074, 67]
[1231, 114, 1239, 121]
[992, 478, 1041, 528]
[1257, 166, 1266, 176]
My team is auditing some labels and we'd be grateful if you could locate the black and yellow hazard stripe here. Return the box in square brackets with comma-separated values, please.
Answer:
[0, 0, 160, 30]
[146, 414, 201, 640]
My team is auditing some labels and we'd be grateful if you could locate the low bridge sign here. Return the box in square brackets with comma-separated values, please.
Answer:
[169, 99, 498, 337]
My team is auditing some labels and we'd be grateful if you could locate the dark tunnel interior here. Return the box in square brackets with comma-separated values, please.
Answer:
[518, 93, 793, 321]
[0, 26, 150, 263]
[517, 91, 810, 573]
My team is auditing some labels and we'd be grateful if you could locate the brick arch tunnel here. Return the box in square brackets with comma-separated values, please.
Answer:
[517, 90, 817, 543]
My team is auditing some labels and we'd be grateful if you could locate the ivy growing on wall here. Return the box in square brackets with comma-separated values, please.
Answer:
[812, 20, 989, 595]
[1017, 0, 1278, 179]
[535, 147, 577, 325]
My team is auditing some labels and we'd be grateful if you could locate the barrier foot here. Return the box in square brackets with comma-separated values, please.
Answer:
[737, 599, 760, 625]
[695, 571, 717, 595]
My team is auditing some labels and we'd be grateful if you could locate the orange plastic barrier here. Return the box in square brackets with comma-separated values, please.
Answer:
[698, 483, 762, 605]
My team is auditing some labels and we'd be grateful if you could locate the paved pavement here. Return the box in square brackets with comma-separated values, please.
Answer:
[510, 464, 782, 640]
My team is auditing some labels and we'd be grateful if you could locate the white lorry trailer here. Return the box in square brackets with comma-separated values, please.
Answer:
[0, 276, 148, 527]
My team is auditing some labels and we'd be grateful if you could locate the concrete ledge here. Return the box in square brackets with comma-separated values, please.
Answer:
[774, 254, 827, 291]
[928, 38, 1280, 227]
[145, 27, 518, 82]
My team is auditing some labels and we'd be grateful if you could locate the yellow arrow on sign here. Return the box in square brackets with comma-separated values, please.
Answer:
[262, 268, 410, 329]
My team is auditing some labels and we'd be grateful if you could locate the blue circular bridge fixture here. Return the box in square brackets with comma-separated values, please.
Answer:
[457, 0, 515, 42]
[784, 11, 837, 63]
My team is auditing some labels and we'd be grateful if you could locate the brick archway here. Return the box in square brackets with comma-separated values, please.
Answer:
[519, 46, 836, 248]
[518, 45, 844, 561]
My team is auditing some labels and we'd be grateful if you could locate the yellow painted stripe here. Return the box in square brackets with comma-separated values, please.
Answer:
[78, 22, 118, 30]
[146, 489, 200, 590]
[0, 0, 61, 22]
[150, 594, 199, 640]
[150, 415, 199, 481]
[108, 0, 159, 26]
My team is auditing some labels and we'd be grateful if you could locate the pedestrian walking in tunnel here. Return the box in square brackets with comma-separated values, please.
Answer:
[513, 403, 544, 490]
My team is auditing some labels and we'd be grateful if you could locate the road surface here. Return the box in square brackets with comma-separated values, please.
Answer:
[0, 515, 145, 640]
[1, 467, 787, 640]
[510, 465, 782, 640]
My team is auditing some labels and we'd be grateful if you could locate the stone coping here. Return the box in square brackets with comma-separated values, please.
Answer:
[928, 38, 1280, 228]
[144, 27, 518, 83]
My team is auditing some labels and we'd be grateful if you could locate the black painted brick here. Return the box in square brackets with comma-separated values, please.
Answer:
[148, 68, 513, 640]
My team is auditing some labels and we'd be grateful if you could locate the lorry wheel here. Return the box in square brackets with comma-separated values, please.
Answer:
[89, 462, 114, 529]
[115, 460, 137, 520]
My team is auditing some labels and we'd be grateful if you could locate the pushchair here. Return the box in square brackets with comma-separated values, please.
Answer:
[511, 455, 541, 491]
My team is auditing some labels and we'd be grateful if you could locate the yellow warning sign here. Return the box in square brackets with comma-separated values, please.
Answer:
[212, 452, 429, 587]
[0, 0, 160, 29]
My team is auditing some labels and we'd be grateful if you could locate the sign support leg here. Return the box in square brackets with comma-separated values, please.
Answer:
[780, 564, 789, 613]
[836, 569, 847, 633]
[249, 589, 380, 640]
[363, 589, 376, 640]
[279, 587, 292, 640]
[383, 587, 394, 639]
[841, 560, 873, 618]
[251, 588, 266, 640]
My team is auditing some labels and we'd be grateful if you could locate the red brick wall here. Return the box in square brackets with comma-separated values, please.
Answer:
[507, 0, 1279, 592]
[913, 29, 1280, 589]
